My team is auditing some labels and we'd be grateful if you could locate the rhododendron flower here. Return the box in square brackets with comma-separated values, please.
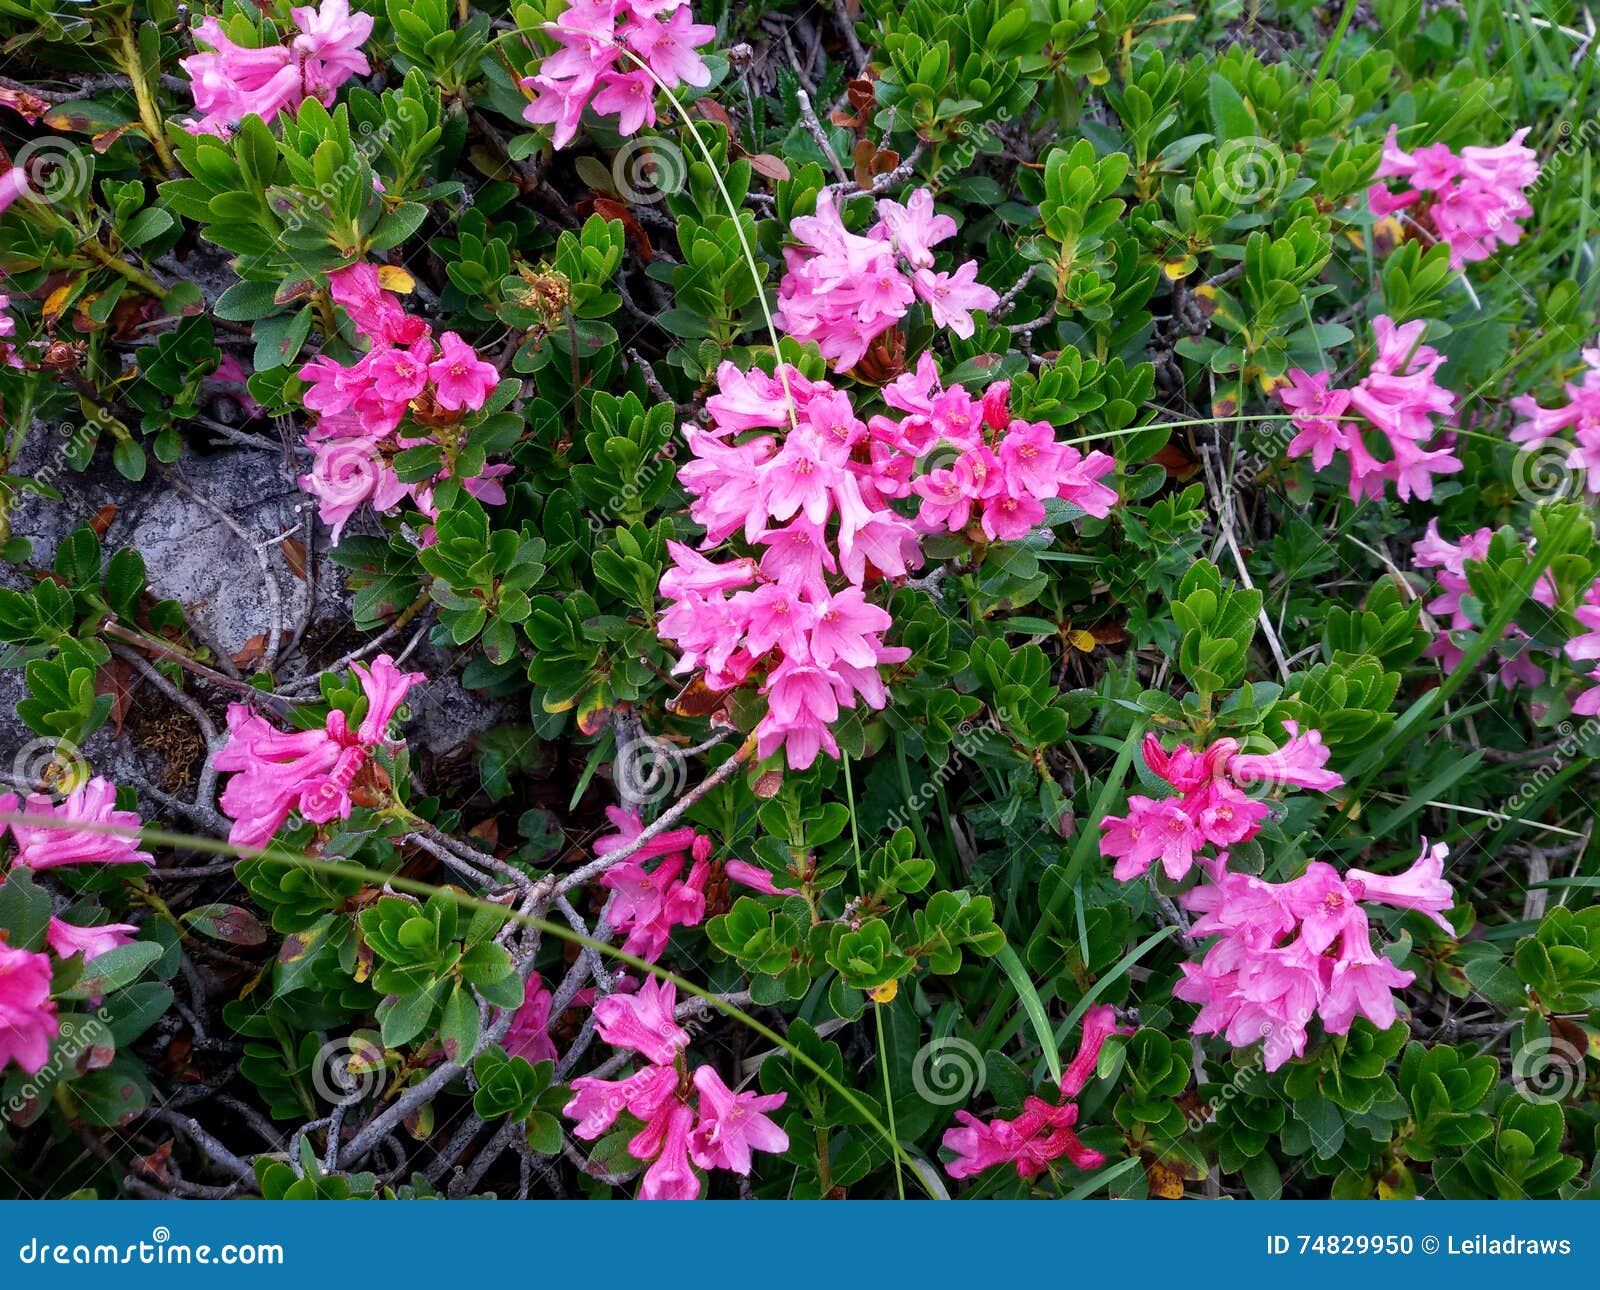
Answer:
[8, 778, 153, 871]
[776, 189, 995, 372]
[215, 655, 424, 847]
[503, 972, 558, 1065]
[1278, 315, 1459, 502]
[520, 0, 714, 150]
[1346, 839, 1455, 934]
[0, 165, 32, 213]
[1510, 340, 1600, 492]
[181, 2, 372, 136]
[0, 942, 57, 1074]
[1369, 126, 1538, 268]
[723, 859, 800, 896]
[1172, 850, 1452, 1071]
[1411, 521, 1564, 688]
[1100, 726, 1341, 882]
[45, 917, 138, 963]
[660, 358, 1116, 769]
[687, 1066, 789, 1175]
[1228, 721, 1343, 792]
[296, 265, 507, 535]
[592, 975, 689, 1065]
[941, 1005, 1124, 1181]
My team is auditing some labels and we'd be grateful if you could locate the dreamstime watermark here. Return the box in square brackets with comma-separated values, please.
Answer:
[614, 731, 689, 808]
[4, 1008, 114, 1119]
[610, 137, 687, 205]
[276, 108, 422, 233]
[882, 710, 1003, 836]
[1183, 1033, 1268, 1133]
[14, 137, 92, 206]
[911, 1036, 986, 1106]
[311, 1034, 388, 1108]
[1511, 1034, 1586, 1104]
[1210, 137, 1290, 207]
[1511, 441, 1587, 505]
[10, 736, 89, 801]
[17, 1228, 283, 1267]
[1493, 715, 1600, 830]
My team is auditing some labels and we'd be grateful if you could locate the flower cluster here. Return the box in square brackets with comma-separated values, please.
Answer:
[1411, 520, 1557, 690]
[1174, 842, 1455, 1071]
[775, 189, 998, 372]
[0, 777, 149, 1074]
[521, 0, 715, 150]
[1099, 725, 1343, 883]
[181, 0, 373, 137]
[563, 977, 788, 1199]
[1368, 127, 1539, 269]
[889, 356, 1117, 541]
[942, 1005, 1125, 1180]
[1510, 338, 1600, 492]
[1278, 315, 1459, 502]
[659, 358, 1116, 768]
[297, 263, 508, 540]
[215, 654, 425, 847]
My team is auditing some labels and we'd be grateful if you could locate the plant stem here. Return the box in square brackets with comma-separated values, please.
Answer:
[118, 18, 178, 175]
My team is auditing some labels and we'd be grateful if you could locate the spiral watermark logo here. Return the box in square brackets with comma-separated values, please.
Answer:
[614, 733, 687, 807]
[911, 1037, 986, 1106]
[312, 1035, 388, 1107]
[309, 440, 381, 506]
[11, 737, 89, 800]
[1511, 1035, 1585, 1104]
[151, 1227, 171, 1245]
[4, 1008, 112, 1119]
[611, 137, 686, 205]
[1211, 137, 1289, 207]
[1511, 444, 1583, 505]
[15, 138, 92, 206]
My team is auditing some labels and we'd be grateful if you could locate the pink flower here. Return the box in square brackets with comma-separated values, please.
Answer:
[873, 189, 956, 269]
[214, 655, 423, 846]
[427, 331, 500, 411]
[592, 976, 689, 1065]
[0, 942, 57, 1075]
[1346, 839, 1455, 935]
[1228, 721, 1343, 793]
[180, 17, 302, 135]
[565, 1063, 678, 1139]
[1370, 127, 1538, 269]
[0, 165, 32, 214]
[9, 778, 153, 871]
[636, 1102, 700, 1200]
[910, 262, 997, 336]
[504, 972, 558, 1065]
[46, 918, 137, 962]
[1099, 796, 1203, 882]
[521, 0, 714, 149]
[291, 0, 374, 102]
[724, 859, 800, 897]
[1318, 922, 1414, 1034]
[601, 852, 709, 962]
[687, 1065, 789, 1175]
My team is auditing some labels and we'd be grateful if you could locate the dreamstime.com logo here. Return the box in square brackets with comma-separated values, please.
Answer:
[17, 1228, 284, 1267]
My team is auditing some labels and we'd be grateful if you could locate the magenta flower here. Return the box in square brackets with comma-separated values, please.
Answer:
[214, 655, 424, 847]
[9, 777, 153, 871]
[520, 0, 714, 150]
[941, 1007, 1122, 1182]
[565, 1063, 679, 1140]
[1370, 126, 1538, 268]
[1346, 839, 1455, 934]
[592, 976, 689, 1065]
[1228, 721, 1344, 793]
[290, 0, 374, 102]
[0, 165, 32, 214]
[723, 859, 800, 897]
[428, 331, 499, 411]
[503, 972, 558, 1065]
[45, 918, 138, 963]
[687, 1065, 789, 1175]
[0, 942, 57, 1075]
